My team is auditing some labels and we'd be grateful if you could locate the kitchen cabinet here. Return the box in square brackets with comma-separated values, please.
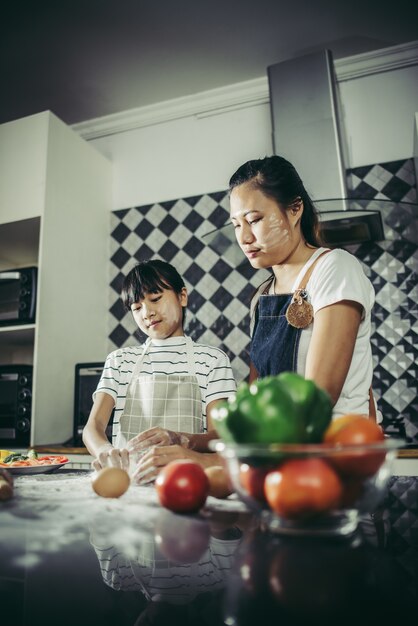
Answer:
[0, 112, 112, 445]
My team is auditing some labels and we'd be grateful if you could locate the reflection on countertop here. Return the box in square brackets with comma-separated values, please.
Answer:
[0, 470, 417, 626]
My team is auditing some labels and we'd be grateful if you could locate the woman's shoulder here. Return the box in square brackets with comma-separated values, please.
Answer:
[316, 247, 366, 274]
[309, 247, 374, 307]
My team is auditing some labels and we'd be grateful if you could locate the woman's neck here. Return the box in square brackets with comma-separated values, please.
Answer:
[272, 241, 318, 293]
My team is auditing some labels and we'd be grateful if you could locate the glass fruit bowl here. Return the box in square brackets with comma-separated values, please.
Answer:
[210, 438, 404, 537]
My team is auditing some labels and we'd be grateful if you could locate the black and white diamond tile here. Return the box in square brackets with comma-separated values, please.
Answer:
[109, 159, 418, 443]
[347, 158, 417, 204]
[109, 191, 269, 386]
[346, 158, 417, 443]
[382, 477, 418, 595]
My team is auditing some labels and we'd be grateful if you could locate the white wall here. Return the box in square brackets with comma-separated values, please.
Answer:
[0, 112, 49, 223]
[73, 42, 418, 211]
[340, 65, 418, 167]
[90, 103, 272, 209]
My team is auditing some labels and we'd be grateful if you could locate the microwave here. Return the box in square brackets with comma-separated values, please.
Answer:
[0, 365, 32, 446]
[0, 267, 37, 326]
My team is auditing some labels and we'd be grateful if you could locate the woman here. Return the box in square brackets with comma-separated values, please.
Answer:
[83, 259, 236, 483]
[229, 155, 378, 419]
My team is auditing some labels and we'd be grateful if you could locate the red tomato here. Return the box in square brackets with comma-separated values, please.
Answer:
[264, 458, 343, 520]
[239, 463, 271, 502]
[155, 460, 210, 513]
[325, 416, 385, 478]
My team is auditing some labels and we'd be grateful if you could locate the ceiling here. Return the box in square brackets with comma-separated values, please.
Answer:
[1, 0, 417, 126]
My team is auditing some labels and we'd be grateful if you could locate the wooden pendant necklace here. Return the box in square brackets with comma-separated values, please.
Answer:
[285, 249, 332, 329]
[285, 289, 314, 329]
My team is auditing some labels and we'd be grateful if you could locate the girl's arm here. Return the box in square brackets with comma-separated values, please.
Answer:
[304, 300, 362, 405]
[183, 398, 222, 451]
[82, 392, 129, 471]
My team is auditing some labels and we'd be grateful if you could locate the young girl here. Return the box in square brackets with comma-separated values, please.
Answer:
[229, 155, 379, 420]
[83, 259, 236, 483]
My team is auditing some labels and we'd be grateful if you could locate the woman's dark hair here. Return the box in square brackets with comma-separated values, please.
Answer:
[229, 155, 323, 246]
[122, 259, 186, 323]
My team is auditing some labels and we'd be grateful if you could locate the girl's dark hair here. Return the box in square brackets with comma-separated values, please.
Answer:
[229, 155, 323, 247]
[122, 259, 186, 321]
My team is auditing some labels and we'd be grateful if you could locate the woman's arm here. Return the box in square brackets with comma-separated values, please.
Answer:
[82, 392, 129, 471]
[304, 300, 362, 405]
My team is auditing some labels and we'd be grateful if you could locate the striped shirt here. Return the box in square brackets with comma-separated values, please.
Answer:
[94, 336, 236, 444]
[91, 535, 242, 601]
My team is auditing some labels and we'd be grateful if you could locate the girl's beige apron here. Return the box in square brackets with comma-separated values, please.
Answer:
[115, 337, 203, 452]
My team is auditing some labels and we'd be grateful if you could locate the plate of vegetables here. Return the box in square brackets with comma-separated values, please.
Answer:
[0, 450, 70, 475]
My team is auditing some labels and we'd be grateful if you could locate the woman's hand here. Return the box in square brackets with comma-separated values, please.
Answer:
[92, 444, 130, 472]
[131, 445, 212, 485]
[127, 427, 190, 453]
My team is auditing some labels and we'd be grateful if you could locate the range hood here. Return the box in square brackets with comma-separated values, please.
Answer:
[267, 48, 385, 246]
[203, 49, 396, 254]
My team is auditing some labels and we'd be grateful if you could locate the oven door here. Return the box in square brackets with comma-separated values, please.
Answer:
[0, 272, 20, 324]
[0, 371, 31, 446]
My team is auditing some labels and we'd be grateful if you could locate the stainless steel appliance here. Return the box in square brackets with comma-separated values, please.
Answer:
[0, 267, 37, 326]
[0, 365, 32, 446]
[267, 49, 385, 245]
[73, 363, 114, 446]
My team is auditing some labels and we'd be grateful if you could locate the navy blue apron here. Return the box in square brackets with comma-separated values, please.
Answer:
[250, 284, 302, 378]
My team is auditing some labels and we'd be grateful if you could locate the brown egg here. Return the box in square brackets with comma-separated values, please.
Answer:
[92, 467, 130, 498]
[204, 465, 233, 499]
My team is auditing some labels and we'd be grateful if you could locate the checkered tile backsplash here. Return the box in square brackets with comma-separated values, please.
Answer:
[109, 158, 418, 444]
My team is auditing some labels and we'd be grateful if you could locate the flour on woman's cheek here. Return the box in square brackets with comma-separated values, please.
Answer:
[259, 213, 293, 267]
[264, 213, 290, 247]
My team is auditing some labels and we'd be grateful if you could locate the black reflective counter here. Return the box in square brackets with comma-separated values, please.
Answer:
[0, 470, 417, 626]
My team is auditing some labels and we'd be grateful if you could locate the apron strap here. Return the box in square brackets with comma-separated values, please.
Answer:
[294, 249, 332, 292]
[133, 337, 152, 375]
[368, 387, 377, 421]
[185, 336, 196, 377]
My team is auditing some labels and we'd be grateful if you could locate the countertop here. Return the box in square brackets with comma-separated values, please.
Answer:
[0, 470, 417, 626]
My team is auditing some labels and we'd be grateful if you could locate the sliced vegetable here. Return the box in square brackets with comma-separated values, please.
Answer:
[3, 452, 27, 463]
[0, 453, 69, 468]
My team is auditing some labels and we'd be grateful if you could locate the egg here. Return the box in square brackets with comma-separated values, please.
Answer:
[204, 466, 233, 499]
[92, 467, 130, 498]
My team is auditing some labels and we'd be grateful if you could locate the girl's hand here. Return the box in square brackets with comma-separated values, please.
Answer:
[127, 427, 190, 453]
[131, 445, 202, 485]
[92, 444, 130, 472]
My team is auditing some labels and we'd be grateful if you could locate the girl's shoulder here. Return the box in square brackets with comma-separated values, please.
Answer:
[105, 344, 144, 363]
[192, 341, 231, 363]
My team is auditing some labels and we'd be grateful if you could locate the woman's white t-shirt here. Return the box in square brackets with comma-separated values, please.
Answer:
[251, 247, 377, 419]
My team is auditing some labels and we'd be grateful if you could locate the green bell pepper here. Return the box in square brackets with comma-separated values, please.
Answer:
[212, 372, 332, 445]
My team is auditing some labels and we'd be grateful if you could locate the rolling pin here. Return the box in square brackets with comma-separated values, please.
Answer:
[0, 468, 14, 501]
